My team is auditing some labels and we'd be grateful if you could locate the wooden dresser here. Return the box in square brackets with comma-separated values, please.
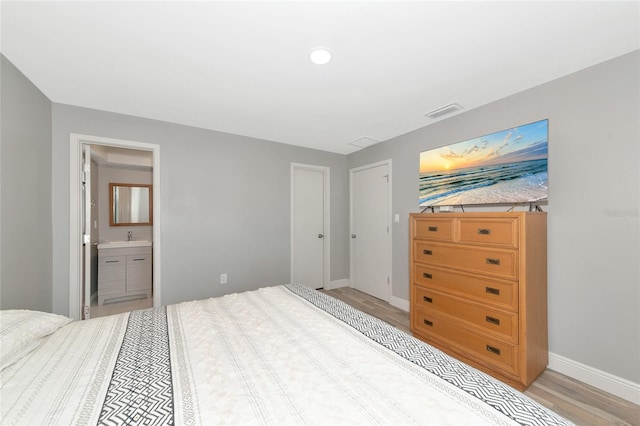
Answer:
[409, 212, 547, 390]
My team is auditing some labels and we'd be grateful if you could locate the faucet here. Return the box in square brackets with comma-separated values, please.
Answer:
[127, 231, 133, 241]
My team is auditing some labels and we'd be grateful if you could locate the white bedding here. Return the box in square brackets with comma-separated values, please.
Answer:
[1, 284, 572, 425]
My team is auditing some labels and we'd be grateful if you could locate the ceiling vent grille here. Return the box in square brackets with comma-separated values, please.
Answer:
[425, 102, 463, 119]
[349, 136, 382, 148]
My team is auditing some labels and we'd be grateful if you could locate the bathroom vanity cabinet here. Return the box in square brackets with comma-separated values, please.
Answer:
[97, 246, 152, 305]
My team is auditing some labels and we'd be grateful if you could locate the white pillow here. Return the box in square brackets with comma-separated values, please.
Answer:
[0, 309, 72, 370]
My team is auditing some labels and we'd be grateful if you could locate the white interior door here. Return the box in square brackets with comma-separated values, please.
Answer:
[350, 160, 391, 301]
[291, 164, 329, 289]
[82, 144, 92, 319]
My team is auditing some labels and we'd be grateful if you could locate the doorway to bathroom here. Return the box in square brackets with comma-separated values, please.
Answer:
[69, 134, 161, 321]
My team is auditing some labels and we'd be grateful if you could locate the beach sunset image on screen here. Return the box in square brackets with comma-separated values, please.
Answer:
[419, 119, 548, 207]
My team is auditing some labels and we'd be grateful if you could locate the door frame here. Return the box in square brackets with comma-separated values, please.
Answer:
[349, 159, 392, 301]
[82, 144, 92, 319]
[69, 133, 161, 320]
[290, 163, 330, 288]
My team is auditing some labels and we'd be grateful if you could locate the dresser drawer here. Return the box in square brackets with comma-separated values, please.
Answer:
[414, 241, 518, 280]
[458, 218, 519, 248]
[413, 287, 517, 342]
[413, 264, 517, 310]
[413, 309, 518, 375]
[412, 217, 455, 242]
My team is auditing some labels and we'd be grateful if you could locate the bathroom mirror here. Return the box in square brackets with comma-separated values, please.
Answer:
[109, 183, 153, 226]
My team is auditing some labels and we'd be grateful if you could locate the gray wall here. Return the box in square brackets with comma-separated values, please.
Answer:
[51, 105, 349, 312]
[0, 55, 53, 311]
[347, 51, 640, 383]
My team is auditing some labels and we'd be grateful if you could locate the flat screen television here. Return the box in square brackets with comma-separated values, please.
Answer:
[419, 119, 548, 208]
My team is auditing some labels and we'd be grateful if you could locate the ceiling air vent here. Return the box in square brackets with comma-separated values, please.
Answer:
[349, 136, 382, 148]
[424, 102, 463, 119]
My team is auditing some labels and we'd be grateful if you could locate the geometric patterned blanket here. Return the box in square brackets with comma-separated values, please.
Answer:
[98, 308, 173, 425]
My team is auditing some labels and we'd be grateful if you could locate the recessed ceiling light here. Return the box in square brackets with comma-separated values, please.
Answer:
[309, 47, 332, 65]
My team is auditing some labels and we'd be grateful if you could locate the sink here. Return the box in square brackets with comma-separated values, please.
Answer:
[97, 240, 152, 249]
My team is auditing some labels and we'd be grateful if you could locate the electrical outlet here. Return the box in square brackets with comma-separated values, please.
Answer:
[220, 273, 228, 284]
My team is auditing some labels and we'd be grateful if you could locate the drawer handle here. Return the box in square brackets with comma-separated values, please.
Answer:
[423, 249, 433, 256]
[105, 260, 119, 264]
[423, 319, 433, 327]
[428, 226, 438, 232]
[485, 287, 500, 295]
[423, 272, 432, 279]
[423, 296, 433, 303]
[486, 316, 501, 325]
[486, 345, 501, 355]
[478, 228, 491, 235]
[132, 258, 145, 261]
[486, 258, 501, 265]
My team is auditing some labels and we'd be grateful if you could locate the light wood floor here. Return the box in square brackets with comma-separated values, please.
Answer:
[321, 287, 640, 426]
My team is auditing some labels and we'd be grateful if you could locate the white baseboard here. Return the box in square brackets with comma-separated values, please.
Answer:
[389, 295, 409, 312]
[548, 352, 640, 405]
[326, 279, 350, 290]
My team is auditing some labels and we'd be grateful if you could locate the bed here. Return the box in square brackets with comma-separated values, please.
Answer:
[1, 284, 572, 425]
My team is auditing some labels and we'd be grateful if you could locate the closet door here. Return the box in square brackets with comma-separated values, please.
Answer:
[291, 164, 329, 289]
[350, 160, 391, 301]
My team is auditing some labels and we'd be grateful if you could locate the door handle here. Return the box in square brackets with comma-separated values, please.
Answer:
[318, 233, 324, 238]
[351, 234, 357, 239]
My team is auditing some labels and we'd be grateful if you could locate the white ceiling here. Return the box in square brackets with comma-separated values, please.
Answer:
[2, 1, 638, 155]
